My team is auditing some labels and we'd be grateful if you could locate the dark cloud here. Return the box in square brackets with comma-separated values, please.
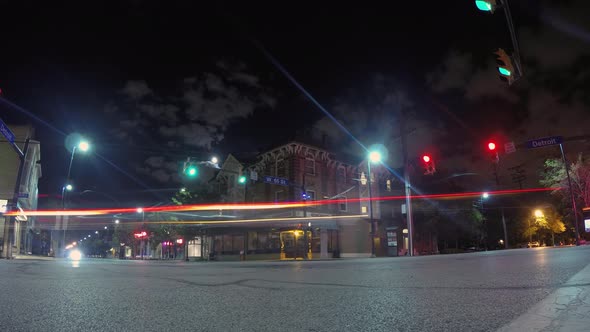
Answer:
[107, 62, 276, 183]
[120, 80, 152, 100]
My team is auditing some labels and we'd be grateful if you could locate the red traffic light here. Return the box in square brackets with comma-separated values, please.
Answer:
[422, 155, 431, 163]
[487, 142, 496, 151]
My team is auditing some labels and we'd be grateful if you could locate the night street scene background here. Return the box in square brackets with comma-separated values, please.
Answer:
[1, 1, 590, 331]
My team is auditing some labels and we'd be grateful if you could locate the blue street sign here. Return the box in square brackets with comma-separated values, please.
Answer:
[263, 176, 289, 186]
[0, 118, 23, 157]
[526, 136, 563, 149]
[0, 118, 16, 144]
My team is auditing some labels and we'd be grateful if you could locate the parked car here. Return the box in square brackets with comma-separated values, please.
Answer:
[527, 241, 540, 248]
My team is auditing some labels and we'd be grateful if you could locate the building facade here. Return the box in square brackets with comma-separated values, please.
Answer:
[193, 141, 413, 260]
[0, 125, 42, 257]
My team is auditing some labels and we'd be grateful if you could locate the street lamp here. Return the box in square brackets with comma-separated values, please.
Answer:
[367, 149, 382, 258]
[534, 209, 544, 218]
[95, 231, 99, 234]
[60, 138, 91, 257]
[482, 192, 489, 199]
[211, 156, 219, 164]
[114, 219, 120, 224]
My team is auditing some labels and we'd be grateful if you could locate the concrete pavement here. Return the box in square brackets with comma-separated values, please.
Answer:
[0, 246, 589, 331]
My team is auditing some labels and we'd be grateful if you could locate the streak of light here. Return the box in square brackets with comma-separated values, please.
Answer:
[5, 187, 558, 217]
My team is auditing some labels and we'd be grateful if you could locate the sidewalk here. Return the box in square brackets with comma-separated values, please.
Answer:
[498, 262, 590, 331]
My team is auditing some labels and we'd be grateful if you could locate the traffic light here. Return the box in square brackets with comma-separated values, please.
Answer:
[421, 155, 436, 175]
[185, 165, 198, 177]
[494, 48, 517, 85]
[183, 158, 198, 178]
[487, 141, 499, 163]
[475, 0, 497, 13]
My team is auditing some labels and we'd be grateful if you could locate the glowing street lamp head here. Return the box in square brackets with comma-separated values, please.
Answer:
[136, 207, 143, 213]
[482, 192, 489, 199]
[211, 156, 219, 164]
[368, 151, 382, 163]
[534, 209, 544, 218]
[114, 219, 120, 224]
[78, 140, 90, 152]
[65, 184, 73, 191]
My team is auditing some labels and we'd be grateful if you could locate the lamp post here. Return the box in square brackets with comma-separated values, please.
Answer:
[60, 140, 90, 257]
[367, 150, 382, 258]
[137, 207, 145, 259]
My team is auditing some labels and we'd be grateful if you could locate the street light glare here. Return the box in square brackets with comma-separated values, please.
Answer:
[368, 151, 382, 163]
[482, 192, 489, 199]
[78, 140, 90, 152]
[114, 219, 120, 224]
[137, 207, 143, 213]
[211, 156, 219, 164]
[104, 226, 107, 229]
[65, 184, 73, 191]
[534, 209, 544, 218]
[95, 231, 99, 234]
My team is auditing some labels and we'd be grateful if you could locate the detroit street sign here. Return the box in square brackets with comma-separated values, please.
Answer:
[526, 136, 563, 149]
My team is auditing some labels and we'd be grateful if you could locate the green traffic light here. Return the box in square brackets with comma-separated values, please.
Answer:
[498, 67, 511, 76]
[238, 175, 247, 184]
[186, 166, 198, 177]
[475, 0, 493, 12]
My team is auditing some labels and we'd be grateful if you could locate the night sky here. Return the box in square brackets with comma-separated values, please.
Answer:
[1, 0, 589, 206]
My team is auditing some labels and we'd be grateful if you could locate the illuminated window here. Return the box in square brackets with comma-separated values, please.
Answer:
[305, 157, 315, 175]
[361, 206, 368, 213]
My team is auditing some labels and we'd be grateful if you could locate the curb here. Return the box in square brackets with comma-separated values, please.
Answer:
[497, 262, 590, 331]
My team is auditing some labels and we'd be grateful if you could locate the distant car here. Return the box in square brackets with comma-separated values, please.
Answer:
[527, 241, 540, 248]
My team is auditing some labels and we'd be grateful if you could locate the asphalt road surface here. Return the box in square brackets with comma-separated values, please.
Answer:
[1, 246, 590, 332]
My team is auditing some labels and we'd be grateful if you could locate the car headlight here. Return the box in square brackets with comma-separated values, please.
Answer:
[68, 249, 82, 261]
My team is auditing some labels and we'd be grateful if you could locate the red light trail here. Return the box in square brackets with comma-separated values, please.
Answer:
[4, 187, 559, 217]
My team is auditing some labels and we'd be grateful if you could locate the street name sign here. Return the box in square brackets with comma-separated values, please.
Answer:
[526, 136, 563, 149]
[263, 176, 289, 186]
[0, 118, 16, 145]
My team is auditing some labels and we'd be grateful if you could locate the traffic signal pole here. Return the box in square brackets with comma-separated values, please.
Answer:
[501, 0, 523, 76]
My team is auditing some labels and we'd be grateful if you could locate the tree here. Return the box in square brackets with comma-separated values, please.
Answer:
[540, 154, 590, 213]
[540, 154, 590, 241]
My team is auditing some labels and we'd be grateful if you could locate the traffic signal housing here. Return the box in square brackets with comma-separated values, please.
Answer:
[421, 155, 436, 175]
[475, 0, 497, 13]
[494, 48, 517, 85]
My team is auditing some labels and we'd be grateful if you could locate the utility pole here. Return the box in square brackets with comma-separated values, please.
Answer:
[398, 96, 414, 256]
[559, 144, 581, 245]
